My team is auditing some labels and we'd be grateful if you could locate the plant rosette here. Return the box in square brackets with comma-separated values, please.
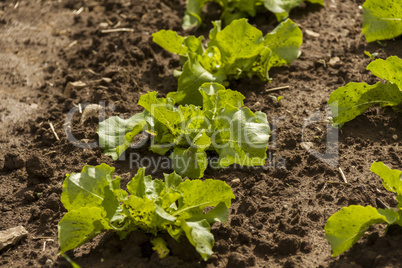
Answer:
[98, 82, 270, 179]
[153, 18, 302, 106]
[58, 164, 235, 261]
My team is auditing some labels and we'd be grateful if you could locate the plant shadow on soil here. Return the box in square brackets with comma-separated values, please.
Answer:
[1, 0, 402, 267]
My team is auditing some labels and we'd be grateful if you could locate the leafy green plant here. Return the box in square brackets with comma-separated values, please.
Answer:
[153, 18, 302, 106]
[328, 56, 402, 127]
[98, 83, 270, 178]
[58, 164, 235, 261]
[363, 0, 402, 42]
[325, 162, 402, 257]
[183, 0, 323, 30]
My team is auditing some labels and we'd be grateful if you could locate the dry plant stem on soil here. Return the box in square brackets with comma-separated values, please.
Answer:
[338, 167, 348, 184]
[265, 85, 290, 93]
[375, 198, 390, 209]
[48, 121, 59, 141]
[101, 28, 134, 33]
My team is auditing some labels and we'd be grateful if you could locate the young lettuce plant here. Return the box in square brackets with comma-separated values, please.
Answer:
[183, 0, 324, 30]
[328, 56, 402, 127]
[325, 162, 402, 257]
[98, 83, 270, 179]
[58, 164, 235, 261]
[153, 18, 302, 106]
[362, 0, 402, 42]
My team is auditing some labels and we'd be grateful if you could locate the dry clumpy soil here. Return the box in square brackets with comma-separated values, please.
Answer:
[1, 0, 402, 267]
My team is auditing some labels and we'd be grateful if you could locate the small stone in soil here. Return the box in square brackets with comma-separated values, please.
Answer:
[328, 57, 341, 66]
[231, 178, 241, 186]
[0, 226, 28, 251]
[305, 29, 320, 38]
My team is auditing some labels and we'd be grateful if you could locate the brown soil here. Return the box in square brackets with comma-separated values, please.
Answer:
[1, 0, 402, 267]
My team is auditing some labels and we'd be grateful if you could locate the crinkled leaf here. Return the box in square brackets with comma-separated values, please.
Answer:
[183, 35, 205, 55]
[199, 82, 225, 97]
[155, 205, 177, 222]
[367, 56, 402, 89]
[98, 112, 149, 160]
[102, 186, 126, 228]
[181, 219, 214, 261]
[167, 53, 226, 106]
[207, 18, 265, 76]
[61, 164, 124, 229]
[176, 179, 235, 213]
[163, 172, 183, 192]
[249, 46, 272, 81]
[122, 195, 159, 234]
[152, 30, 187, 56]
[209, 20, 221, 40]
[139, 92, 180, 135]
[263, 0, 323, 21]
[199, 46, 222, 73]
[152, 30, 204, 56]
[325, 205, 389, 257]
[213, 106, 270, 167]
[183, 0, 207, 30]
[203, 87, 270, 168]
[170, 147, 208, 179]
[200, 84, 244, 114]
[328, 82, 402, 126]
[211, 87, 245, 109]
[160, 192, 182, 211]
[58, 207, 112, 254]
[363, 0, 402, 42]
[61, 164, 116, 210]
[127, 167, 164, 200]
[176, 105, 210, 139]
[210, 18, 302, 79]
[167, 225, 183, 241]
[187, 202, 230, 224]
[192, 130, 212, 150]
[371, 162, 402, 196]
[264, 18, 303, 69]
[140, 92, 209, 147]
